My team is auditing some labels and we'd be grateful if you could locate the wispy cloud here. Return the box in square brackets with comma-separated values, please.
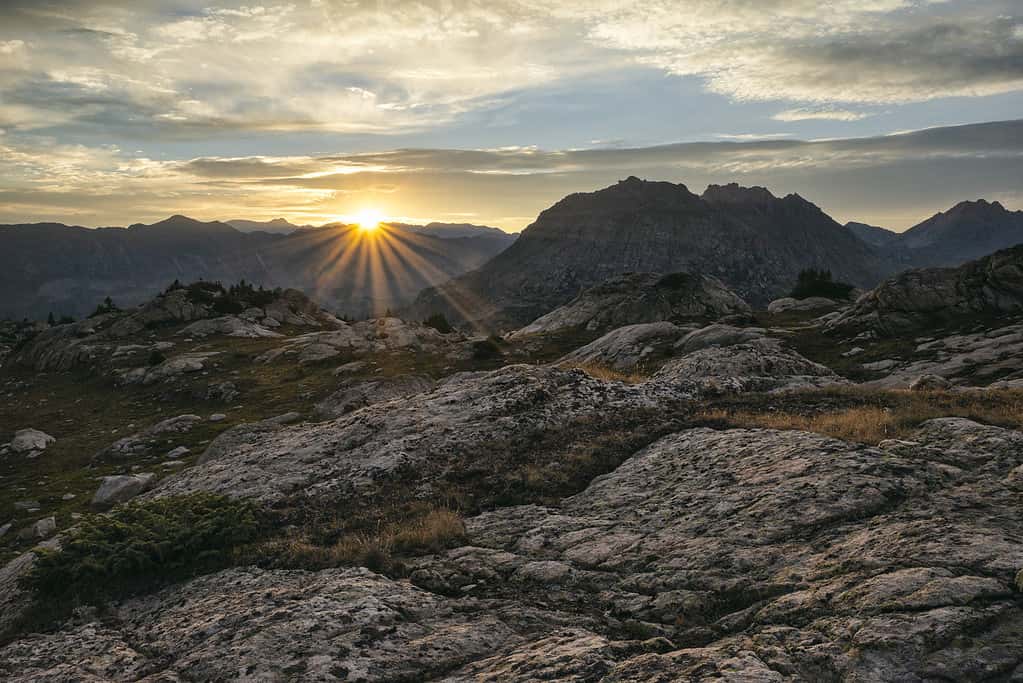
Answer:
[1, 120, 1019, 231]
[0, 2, 1019, 141]
[773, 108, 872, 122]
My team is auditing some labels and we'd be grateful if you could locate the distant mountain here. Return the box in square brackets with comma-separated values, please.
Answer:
[889, 200, 1023, 266]
[227, 218, 315, 234]
[390, 222, 512, 240]
[0, 217, 510, 320]
[846, 221, 899, 248]
[409, 178, 893, 330]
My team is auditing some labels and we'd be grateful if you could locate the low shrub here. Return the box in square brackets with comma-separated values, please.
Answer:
[22, 493, 263, 606]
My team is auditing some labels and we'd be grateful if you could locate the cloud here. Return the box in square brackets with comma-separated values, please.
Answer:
[773, 108, 872, 122]
[1, 119, 1020, 231]
[0, 1, 1018, 141]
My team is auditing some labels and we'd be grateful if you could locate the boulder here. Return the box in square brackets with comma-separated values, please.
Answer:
[17, 516, 56, 541]
[9, 429, 55, 453]
[91, 473, 156, 510]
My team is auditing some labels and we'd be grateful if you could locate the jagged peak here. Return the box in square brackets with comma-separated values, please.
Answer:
[702, 183, 776, 205]
[945, 198, 1008, 215]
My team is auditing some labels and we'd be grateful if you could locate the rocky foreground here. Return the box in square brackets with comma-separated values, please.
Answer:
[2, 251, 1023, 681]
[2, 406, 1022, 680]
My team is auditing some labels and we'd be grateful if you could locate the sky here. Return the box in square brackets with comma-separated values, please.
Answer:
[0, 0, 1021, 232]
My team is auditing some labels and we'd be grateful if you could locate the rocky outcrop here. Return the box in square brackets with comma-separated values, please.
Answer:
[153, 365, 692, 504]
[828, 245, 1023, 335]
[653, 337, 846, 394]
[0, 566, 583, 682]
[8, 418, 1022, 679]
[256, 317, 466, 364]
[511, 272, 749, 338]
[178, 316, 283, 339]
[767, 296, 847, 313]
[410, 418, 1023, 680]
[315, 375, 435, 419]
[14, 286, 329, 373]
[557, 322, 694, 372]
[858, 322, 1023, 389]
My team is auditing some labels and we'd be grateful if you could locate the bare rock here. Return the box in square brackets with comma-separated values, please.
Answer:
[17, 516, 57, 541]
[0, 566, 562, 682]
[653, 337, 846, 394]
[179, 316, 283, 339]
[258, 317, 464, 364]
[91, 473, 156, 510]
[512, 272, 750, 338]
[828, 244, 1023, 335]
[767, 296, 845, 313]
[98, 414, 201, 459]
[556, 322, 692, 372]
[115, 352, 220, 386]
[314, 375, 435, 419]
[155, 365, 692, 504]
[9, 428, 55, 453]
[418, 419, 1023, 680]
[672, 323, 769, 354]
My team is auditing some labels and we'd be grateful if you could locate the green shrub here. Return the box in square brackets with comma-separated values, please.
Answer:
[423, 312, 454, 334]
[88, 296, 119, 318]
[22, 493, 262, 606]
[790, 269, 855, 300]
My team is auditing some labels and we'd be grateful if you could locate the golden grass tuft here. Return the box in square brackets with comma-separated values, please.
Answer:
[246, 507, 466, 572]
[698, 388, 1023, 444]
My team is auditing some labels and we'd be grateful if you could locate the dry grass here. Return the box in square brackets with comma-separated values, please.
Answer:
[564, 362, 649, 384]
[698, 389, 1023, 444]
[247, 507, 466, 572]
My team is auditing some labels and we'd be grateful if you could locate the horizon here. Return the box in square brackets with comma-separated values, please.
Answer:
[1, 1, 1021, 231]
[2, 168, 1020, 235]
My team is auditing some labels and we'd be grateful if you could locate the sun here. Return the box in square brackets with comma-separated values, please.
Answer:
[354, 209, 383, 232]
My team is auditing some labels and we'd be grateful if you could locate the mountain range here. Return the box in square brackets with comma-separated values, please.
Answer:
[0, 216, 512, 320]
[409, 178, 890, 329]
[4, 180, 1022, 326]
[844, 200, 1023, 268]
